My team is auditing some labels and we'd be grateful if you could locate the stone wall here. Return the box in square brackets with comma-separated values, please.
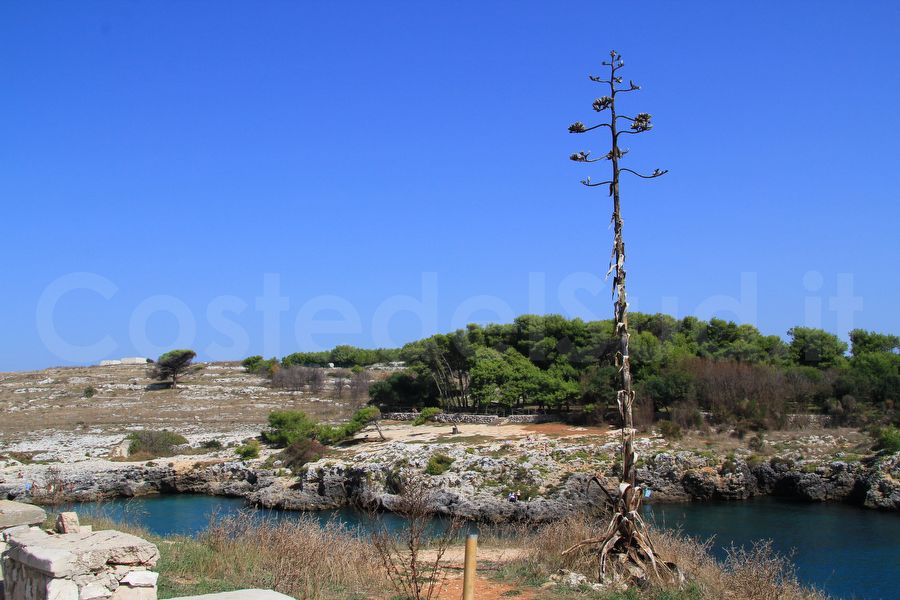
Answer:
[1, 501, 48, 586]
[381, 412, 554, 425]
[1, 511, 159, 600]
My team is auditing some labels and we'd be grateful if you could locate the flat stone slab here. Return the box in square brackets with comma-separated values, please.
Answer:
[0, 500, 47, 529]
[168, 590, 295, 600]
[4, 528, 159, 576]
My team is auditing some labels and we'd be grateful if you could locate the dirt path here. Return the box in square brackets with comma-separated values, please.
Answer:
[427, 546, 535, 600]
[349, 420, 612, 448]
[437, 575, 537, 600]
[419, 546, 527, 566]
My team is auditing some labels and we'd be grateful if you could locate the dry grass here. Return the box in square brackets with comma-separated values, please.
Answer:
[371, 477, 463, 600]
[73, 509, 828, 600]
[79, 512, 388, 600]
[496, 513, 827, 600]
[179, 513, 387, 600]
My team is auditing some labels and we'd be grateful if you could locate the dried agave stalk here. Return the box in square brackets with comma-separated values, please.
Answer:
[565, 50, 676, 585]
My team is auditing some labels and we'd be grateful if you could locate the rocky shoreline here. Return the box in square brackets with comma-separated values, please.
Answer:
[2, 433, 897, 521]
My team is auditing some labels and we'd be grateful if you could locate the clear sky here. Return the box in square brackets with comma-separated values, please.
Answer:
[2, 1, 899, 371]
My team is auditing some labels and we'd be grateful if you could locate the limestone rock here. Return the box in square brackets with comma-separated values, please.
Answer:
[4, 528, 159, 576]
[110, 586, 156, 600]
[0, 500, 47, 528]
[47, 578, 80, 600]
[80, 583, 113, 600]
[56, 512, 81, 534]
[119, 571, 159, 588]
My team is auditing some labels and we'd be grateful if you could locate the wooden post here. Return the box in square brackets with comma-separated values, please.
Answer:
[462, 533, 477, 600]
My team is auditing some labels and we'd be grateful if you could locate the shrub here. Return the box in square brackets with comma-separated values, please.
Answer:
[670, 400, 704, 429]
[414, 407, 443, 426]
[313, 425, 349, 446]
[350, 405, 381, 426]
[263, 410, 318, 447]
[721, 452, 739, 474]
[236, 440, 261, 460]
[127, 430, 188, 458]
[748, 432, 766, 452]
[748, 453, 768, 467]
[242, 355, 280, 375]
[425, 453, 454, 475]
[657, 420, 682, 440]
[875, 425, 900, 453]
[279, 438, 326, 471]
[770, 456, 795, 470]
[201, 439, 223, 450]
[82, 386, 96, 399]
[263, 407, 381, 448]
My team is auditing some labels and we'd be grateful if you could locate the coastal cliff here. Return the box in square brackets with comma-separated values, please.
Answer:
[2, 434, 897, 519]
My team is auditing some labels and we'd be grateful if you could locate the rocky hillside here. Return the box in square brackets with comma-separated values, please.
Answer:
[0, 362, 360, 462]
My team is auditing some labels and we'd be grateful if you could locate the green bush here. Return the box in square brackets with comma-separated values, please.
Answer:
[201, 439, 223, 450]
[657, 420, 682, 440]
[262, 410, 318, 447]
[242, 355, 280, 375]
[127, 430, 189, 458]
[314, 425, 349, 446]
[236, 440, 261, 460]
[82, 386, 96, 399]
[747, 454, 768, 467]
[262, 407, 380, 448]
[414, 407, 443, 426]
[875, 425, 900, 453]
[425, 453, 454, 475]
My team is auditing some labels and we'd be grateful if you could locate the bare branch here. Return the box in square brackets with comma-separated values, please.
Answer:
[569, 121, 612, 134]
[570, 151, 603, 163]
[620, 168, 668, 179]
[580, 177, 613, 187]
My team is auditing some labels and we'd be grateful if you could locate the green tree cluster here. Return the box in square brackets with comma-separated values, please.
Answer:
[281, 345, 400, 368]
[246, 316, 899, 428]
[371, 315, 899, 427]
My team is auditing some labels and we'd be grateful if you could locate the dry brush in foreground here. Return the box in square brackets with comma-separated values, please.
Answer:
[500, 513, 827, 600]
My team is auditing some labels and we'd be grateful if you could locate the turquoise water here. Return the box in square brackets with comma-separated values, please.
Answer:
[66, 494, 460, 538]
[68, 495, 899, 600]
[645, 498, 900, 600]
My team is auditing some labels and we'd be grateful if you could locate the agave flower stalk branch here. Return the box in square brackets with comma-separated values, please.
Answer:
[566, 50, 677, 585]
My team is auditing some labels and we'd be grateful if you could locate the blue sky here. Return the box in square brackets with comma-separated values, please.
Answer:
[2, 1, 899, 371]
